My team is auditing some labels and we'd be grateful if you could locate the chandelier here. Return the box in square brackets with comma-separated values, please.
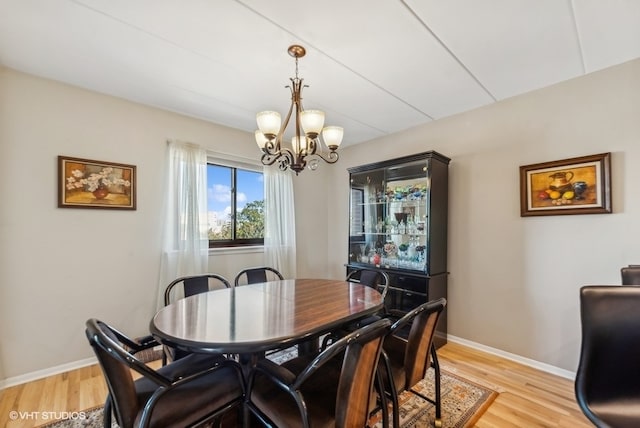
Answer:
[255, 45, 343, 174]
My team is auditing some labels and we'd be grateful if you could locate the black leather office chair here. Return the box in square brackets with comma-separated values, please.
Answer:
[244, 318, 392, 428]
[575, 286, 640, 427]
[234, 266, 283, 286]
[163, 273, 232, 364]
[620, 265, 640, 285]
[380, 298, 446, 428]
[86, 318, 244, 428]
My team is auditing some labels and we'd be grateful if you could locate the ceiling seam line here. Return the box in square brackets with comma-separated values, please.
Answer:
[73, 0, 393, 137]
[234, 0, 435, 121]
[68, 0, 227, 66]
[400, 0, 497, 102]
[569, 0, 587, 74]
[68, 0, 251, 116]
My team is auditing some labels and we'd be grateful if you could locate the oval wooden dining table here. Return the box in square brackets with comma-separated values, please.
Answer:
[149, 278, 384, 358]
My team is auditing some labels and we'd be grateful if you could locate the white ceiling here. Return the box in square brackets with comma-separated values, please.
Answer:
[1, 0, 639, 148]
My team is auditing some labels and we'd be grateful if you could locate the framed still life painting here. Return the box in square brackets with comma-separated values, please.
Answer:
[519, 153, 611, 217]
[58, 156, 136, 210]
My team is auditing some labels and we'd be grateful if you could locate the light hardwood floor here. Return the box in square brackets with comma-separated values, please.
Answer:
[0, 342, 592, 427]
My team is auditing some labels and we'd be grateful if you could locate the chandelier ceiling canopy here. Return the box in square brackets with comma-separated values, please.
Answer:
[255, 45, 343, 174]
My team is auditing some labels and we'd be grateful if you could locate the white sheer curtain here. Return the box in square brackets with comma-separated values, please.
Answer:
[157, 140, 209, 309]
[264, 168, 297, 279]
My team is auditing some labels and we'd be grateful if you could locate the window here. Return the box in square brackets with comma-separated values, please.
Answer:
[207, 163, 264, 247]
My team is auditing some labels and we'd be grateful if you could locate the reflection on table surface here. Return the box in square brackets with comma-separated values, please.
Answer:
[150, 278, 384, 354]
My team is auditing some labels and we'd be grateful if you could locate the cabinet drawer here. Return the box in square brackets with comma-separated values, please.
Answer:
[392, 275, 427, 294]
[385, 286, 426, 313]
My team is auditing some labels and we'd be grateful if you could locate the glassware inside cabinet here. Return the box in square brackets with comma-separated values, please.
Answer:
[348, 158, 431, 272]
[385, 177, 429, 271]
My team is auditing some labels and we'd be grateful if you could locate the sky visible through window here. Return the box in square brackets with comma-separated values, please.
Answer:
[207, 165, 263, 230]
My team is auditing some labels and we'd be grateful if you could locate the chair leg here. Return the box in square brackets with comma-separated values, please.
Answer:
[407, 345, 442, 428]
[243, 376, 254, 428]
[104, 395, 113, 427]
[161, 346, 168, 366]
[374, 370, 389, 428]
[381, 352, 401, 428]
[431, 344, 442, 428]
[320, 333, 334, 351]
[242, 404, 250, 428]
[390, 386, 400, 428]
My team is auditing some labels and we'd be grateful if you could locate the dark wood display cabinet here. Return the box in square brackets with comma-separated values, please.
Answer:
[346, 151, 450, 348]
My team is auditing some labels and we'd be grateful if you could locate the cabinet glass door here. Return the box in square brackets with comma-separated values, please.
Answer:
[349, 159, 430, 272]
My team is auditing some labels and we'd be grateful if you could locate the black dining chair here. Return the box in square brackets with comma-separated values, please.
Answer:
[162, 273, 232, 364]
[85, 318, 245, 428]
[575, 286, 640, 427]
[346, 268, 390, 301]
[244, 318, 392, 428]
[621, 265, 640, 285]
[234, 266, 284, 286]
[320, 268, 390, 350]
[379, 298, 446, 428]
[164, 273, 231, 305]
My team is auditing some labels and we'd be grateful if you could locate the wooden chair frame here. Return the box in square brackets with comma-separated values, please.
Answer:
[244, 318, 392, 428]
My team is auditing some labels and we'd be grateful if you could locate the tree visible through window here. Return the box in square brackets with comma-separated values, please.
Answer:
[207, 164, 264, 247]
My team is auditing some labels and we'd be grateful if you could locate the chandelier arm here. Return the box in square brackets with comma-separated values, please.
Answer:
[262, 139, 279, 154]
[306, 139, 318, 156]
[278, 80, 297, 142]
[260, 84, 296, 169]
[261, 141, 295, 164]
[260, 152, 281, 166]
[278, 156, 291, 171]
[293, 79, 303, 138]
[292, 78, 306, 167]
[309, 150, 339, 164]
[296, 95, 317, 159]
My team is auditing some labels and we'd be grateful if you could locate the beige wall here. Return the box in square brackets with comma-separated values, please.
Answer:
[323, 58, 640, 373]
[1, 57, 639, 384]
[0, 67, 263, 383]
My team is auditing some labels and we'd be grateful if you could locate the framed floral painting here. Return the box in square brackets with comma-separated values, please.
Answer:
[519, 153, 611, 217]
[58, 156, 136, 210]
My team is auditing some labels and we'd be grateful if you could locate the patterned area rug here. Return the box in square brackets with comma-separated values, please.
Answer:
[42, 348, 497, 428]
[369, 368, 498, 428]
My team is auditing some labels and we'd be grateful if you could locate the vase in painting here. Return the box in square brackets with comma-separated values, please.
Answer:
[92, 186, 109, 200]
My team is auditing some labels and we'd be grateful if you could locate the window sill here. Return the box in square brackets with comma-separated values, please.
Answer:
[208, 246, 264, 256]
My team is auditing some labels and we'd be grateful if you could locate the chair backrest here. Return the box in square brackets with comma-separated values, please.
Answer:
[336, 318, 391, 427]
[621, 265, 640, 285]
[164, 273, 231, 305]
[575, 286, 640, 426]
[346, 268, 390, 300]
[234, 266, 283, 286]
[294, 318, 391, 427]
[389, 298, 446, 389]
[85, 319, 168, 428]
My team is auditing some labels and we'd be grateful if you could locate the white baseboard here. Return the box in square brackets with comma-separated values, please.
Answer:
[1, 335, 576, 390]
[447, 334, 576, 380]
[0, 356, 98, 390]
